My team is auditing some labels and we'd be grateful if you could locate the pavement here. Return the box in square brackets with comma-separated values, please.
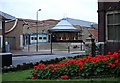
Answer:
[11, 50, 52, 56]
[8, 42, 86, 57]
[2, 49, 85, 65]
[12, 53, 84, 65]
[11, 49, 85, 57]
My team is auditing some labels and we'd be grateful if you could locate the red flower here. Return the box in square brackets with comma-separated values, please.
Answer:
[48, 64, 54, 69]
[80, 58, 88, 63]
[34, 66, 38, 69]
[95, 59, 100, 63]
[67, 60, 75, 64]
[52, 67, 57, 72]
[78, 62, 83, 67]
[107, 51, 111, 55]
[118, 50, 120, 53]
[102, 57, 109, 62]
[59, 62, 66, 67]
[34, 66, 40, 70]
[31, 76, 35, 80]
[108, 63, 115, 68]
[115, 60, 119, 64]
[113, 52, 119, 59]
[88, 56, 92, 59]
[38, 63, 46, 70]
[61, 75, 69, 79]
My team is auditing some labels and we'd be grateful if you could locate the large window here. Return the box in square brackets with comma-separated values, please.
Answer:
[107, 12, 120, 41]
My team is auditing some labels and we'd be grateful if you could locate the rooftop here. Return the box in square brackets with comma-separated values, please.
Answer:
[51, 18, 76, 30]
[0, 11, 16, 20]
[64, 17, 97, 28]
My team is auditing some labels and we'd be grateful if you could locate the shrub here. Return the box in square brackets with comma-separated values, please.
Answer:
[31, 51, 120, 80]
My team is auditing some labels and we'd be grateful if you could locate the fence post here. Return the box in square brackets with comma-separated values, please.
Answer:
[91, 38, 96, 57]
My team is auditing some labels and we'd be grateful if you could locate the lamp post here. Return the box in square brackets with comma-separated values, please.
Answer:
[50, 33, 52, 54]
[89, 34, 96, 57]
[2, 19, 6, 53]
[23, 23, 30, 52]
[36, 9, 41, 52]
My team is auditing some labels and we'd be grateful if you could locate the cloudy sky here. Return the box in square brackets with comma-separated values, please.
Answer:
[0, 0, 98, 23]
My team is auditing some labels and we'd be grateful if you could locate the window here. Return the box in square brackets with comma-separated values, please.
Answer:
[43, 37, 47, 40]
[31, 37, 34, 40]
[39, 37, 42, 40]
[31, 37, 37, 40]
[107, 14, 113, 24]
[115, 13, 120, 24]
[107, 12, 120, 41]
[34, 37, 37, 40]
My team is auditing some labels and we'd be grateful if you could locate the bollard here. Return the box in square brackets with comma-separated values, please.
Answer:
[1, 53, 12, 67]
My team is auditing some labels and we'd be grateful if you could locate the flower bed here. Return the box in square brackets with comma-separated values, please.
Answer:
[31, 51, 120, 80]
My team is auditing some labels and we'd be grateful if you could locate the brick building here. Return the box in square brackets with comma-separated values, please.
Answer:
[0, 12, 98, 51]
[98, 0, 120, 53]
[0, 18, 58, 50]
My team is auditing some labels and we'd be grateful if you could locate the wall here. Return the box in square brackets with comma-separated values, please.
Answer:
[0, 21, 2, 29]
[5, 19, 23, 50]
[0, 21, 2, 49]
[98, 2, 120, 53]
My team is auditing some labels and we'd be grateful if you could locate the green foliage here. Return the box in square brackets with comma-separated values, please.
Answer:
[31, 52, 120, 80]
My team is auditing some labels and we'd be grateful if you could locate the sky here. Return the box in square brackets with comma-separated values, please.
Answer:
[0, 0, 98, 23]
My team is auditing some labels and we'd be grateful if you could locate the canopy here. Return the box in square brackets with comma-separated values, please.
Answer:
[48, 18, 82, 33]
[0, 11, 16, 20]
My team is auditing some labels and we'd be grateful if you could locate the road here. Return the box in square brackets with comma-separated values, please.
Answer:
[12, 52, 85, 65]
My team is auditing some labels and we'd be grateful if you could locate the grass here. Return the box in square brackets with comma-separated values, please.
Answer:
[2, 69, 32, 81]
[0, 73, 2, 83]
[2, 69, 120, 83]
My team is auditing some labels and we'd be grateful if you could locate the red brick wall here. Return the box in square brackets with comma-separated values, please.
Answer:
[98, 2, 120, 53]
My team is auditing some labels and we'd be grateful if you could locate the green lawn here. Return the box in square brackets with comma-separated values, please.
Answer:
[2, 69, 32, 81]
[0, 73, 2, 83]
[2, 69, 120, 83]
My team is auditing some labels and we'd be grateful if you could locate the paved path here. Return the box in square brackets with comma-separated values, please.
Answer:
[11, 50, 85, 56]
[11, 48, 85, 66]
[11, 50, 53, 56]
[12, 52, 85, 66]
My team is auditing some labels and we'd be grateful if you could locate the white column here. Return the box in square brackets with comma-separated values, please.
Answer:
[20, 35, 23, 48]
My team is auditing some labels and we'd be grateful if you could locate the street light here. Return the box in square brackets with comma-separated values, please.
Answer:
[89, 34, 96, 57]
[2, 19, 6, 53]
[36, 9, 41, 52]
[23, 23, 30, 52]
[50, 33, 52, 54]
